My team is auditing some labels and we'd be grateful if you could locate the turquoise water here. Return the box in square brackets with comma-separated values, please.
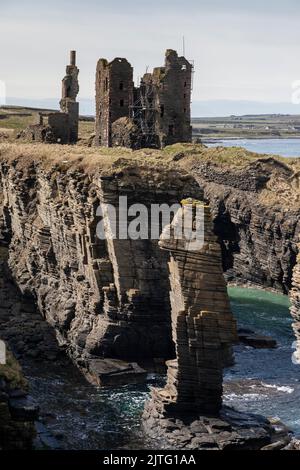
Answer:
[224, 287, 300, 435]
[206, 138, 300, 157]
[27, 287, 300, 449]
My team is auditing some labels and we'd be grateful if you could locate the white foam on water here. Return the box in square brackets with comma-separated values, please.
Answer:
[260, 382, 294, 394]
[224, 392, 267, 402]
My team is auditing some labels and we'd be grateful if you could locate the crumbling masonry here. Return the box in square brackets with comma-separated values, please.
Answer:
[20, 51, 79, 144]
[95, 49, 193, 149]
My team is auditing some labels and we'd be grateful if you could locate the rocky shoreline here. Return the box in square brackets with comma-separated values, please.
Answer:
[143, 398, 292, 450]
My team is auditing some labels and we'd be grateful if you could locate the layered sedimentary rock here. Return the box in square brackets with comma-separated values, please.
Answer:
[0, 144, 202, 382]
[183, 153, 300, 293]
[143, 200, 291, 450]
[181, 151, 300, 358]
[151, 200, 237, 416]
[0, 143, 299, 378]
[18, 51, 79, 145]
[0, 245, 63, 363]
[291, 244, 300, 362]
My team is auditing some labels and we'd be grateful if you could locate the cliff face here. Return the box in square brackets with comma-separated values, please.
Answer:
[291, 246, 300, 361]
[0, 144, 202, 376]
[0, 143, 299, 374]
[0, 349, 37, 450]
[181, 154, 300, 293]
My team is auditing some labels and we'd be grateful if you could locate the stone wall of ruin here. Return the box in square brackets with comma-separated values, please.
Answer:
[95, 58, 133, 147]
[141, 49, 193, 148]
[94, 50, 192, 149]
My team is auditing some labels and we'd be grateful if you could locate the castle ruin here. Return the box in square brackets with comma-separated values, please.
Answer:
[95, 49, 193, 149]
[20, 51, 79, 144]
[59, 50, 80, 144]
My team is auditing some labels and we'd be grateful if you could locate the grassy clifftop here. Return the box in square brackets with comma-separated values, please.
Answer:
[0, 142, 299, 209]
[0, 141, 299, 171]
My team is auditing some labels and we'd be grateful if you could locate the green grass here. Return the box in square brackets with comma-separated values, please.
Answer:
[0, 108, 38, 131]
[192, 114, 300, 140]
[0, 349, 28, 390]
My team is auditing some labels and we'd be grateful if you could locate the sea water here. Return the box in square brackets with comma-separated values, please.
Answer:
[206, 138, 300, 158]
[26, 287, 299, 449]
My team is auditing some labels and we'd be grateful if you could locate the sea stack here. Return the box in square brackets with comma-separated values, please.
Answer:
[144, 199, 237, 418]
[143, 200, 288, 449]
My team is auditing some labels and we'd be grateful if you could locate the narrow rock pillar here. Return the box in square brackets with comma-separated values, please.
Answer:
[291, 244, 300, 362]
[145, 200, 238, 418]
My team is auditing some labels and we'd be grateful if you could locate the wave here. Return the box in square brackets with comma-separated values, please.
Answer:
[224, 392, 267, 402]
[260, 382, 294, 394]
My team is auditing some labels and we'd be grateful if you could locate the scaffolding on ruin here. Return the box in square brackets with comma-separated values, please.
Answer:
[129, 80, 159, 148]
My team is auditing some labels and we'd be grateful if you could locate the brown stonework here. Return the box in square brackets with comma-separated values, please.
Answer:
[19, 51, 79, 145]
[95, 58, 134, 147]
[95, 50, 192, 149]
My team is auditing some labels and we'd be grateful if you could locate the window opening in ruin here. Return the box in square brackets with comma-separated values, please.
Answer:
[168, 124, 174, 136]
[120, 99, 124, 107]
[160, 105, 165, 118]
[105, 77, 108, 92]
[184, 81, 187, 87]
[181, 65, 187, 71]
[119, 82, 124, 90]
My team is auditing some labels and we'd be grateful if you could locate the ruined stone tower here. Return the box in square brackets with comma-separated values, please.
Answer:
[95, 50, 193, 149]
[20, 51, 79, 145]
[138, 49, 193, 148]
[60, 50, 80, 144]
[95, 58, 134, 147]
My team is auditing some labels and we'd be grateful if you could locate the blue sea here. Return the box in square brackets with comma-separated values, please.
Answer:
[26, 288, 299, 449]
[206, 138, 300, 158]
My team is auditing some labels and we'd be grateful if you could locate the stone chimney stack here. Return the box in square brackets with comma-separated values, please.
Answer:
[70, 50, 76, 67]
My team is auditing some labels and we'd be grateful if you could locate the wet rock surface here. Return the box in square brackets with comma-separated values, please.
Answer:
[0, 350, 37, 450]
[143, 402, 292, 450]
[86, 358, 147, 386]
[0, 144, 298, 450]
[0, 252, 63, 363]
[238, 328, 277, 349]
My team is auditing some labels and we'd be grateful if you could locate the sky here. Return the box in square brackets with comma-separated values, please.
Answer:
[1, 0, 300, 116]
